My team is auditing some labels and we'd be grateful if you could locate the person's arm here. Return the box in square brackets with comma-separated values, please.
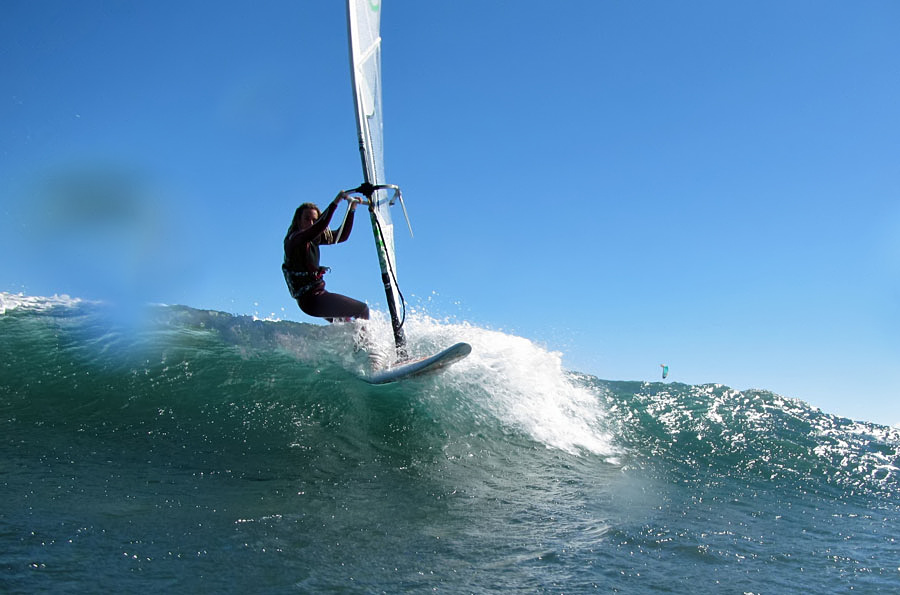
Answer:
[286, 198, 340, 248]
[333, 201, 357, 243]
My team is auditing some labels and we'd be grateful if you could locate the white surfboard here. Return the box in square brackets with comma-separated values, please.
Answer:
[365, 342, 471, 384]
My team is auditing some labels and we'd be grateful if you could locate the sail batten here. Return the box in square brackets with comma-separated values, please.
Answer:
[358, 37, 381, 68]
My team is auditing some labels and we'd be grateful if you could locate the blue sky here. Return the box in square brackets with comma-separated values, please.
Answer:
[2, 1, 898, 426]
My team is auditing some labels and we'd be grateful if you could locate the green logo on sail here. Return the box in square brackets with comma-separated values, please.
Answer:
[369, 0, 380, 11]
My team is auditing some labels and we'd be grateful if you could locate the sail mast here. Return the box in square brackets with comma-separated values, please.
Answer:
[346, 0, 406, 353]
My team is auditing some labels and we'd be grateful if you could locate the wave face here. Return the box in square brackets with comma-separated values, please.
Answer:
[2, 293, 898, 593]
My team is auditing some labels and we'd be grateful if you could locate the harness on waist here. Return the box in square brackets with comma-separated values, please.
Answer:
[282, 265, 330, 299]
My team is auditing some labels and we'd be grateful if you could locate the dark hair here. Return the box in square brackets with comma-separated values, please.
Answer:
[285, 202, 320, 239]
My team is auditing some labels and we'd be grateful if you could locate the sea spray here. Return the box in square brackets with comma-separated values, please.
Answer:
[400, 316, 617, 457]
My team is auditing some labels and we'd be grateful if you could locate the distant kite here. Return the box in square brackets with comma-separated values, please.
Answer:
[660, 364, 669, 379]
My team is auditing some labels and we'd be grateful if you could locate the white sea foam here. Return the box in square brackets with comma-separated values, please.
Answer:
[0, 292, 84, 315]
[397, 313, 618, 457]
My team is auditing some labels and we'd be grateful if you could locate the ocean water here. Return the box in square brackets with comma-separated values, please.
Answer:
[1, 292, 898, 593]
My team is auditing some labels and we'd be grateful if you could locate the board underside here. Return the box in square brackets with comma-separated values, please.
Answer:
[365, 342, 472, 384]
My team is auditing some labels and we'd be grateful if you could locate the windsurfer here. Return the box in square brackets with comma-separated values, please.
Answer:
[282, 193, 369, 321]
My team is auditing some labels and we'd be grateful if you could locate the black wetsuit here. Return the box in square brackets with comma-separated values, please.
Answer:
[283, 202, 369, 320]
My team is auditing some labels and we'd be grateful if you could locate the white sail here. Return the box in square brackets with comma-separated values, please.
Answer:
[347, 0, 406, 349]
[347, 0, 385, 187]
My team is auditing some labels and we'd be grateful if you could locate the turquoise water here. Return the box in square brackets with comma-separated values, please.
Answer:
[1, 294, 898, 593]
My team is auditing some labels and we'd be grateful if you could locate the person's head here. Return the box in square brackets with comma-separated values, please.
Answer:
[288, 202, 320, 235]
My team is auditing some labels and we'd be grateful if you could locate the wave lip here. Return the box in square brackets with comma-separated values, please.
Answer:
[0, 291, 84, 314]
